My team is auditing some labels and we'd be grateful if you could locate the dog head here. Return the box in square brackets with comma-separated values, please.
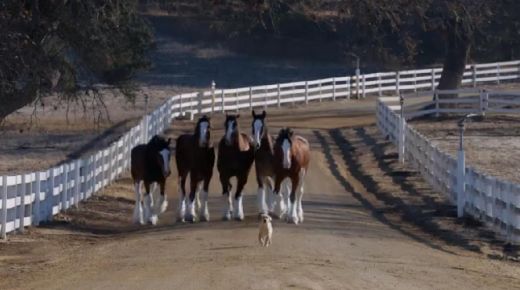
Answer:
[260, 213, 272, 224]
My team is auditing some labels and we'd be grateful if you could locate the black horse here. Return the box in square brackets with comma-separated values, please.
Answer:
[131, 135, 172, 225]
[217, 114, 255, 221]
[176, 115, 215, 222]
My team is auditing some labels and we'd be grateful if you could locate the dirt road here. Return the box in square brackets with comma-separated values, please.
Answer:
[1, 100, 518, 290]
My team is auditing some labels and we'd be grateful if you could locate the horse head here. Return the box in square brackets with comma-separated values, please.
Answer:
[195, 115, 211, 148]
[148, 135, 172, 178]
[251, 110, 267, 149]
[224, 113, 240, 146]
[276, 128, 294, 169]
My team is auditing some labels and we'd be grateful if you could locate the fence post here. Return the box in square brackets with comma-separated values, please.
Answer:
[221, 90, 225, 113]
[396, 71, 400, 96]
[62, 164, 68, 210]
[74, 159, 81, 207]
[332, 78, 336, 101]
[198, 92, 203, 115]
[319, 82, 322, 102]
[264, 87, 268, 109]
[431, 68, 436, 90]
[211, 81, 216, 114]
[277, 84, 281, 107]
[48, 168, 55, 220]
[362, 75, 366, 98]
[496, 63, 501, 84]
[413, 71, 417, 92]
[305, 81, 309, 104]
[179, 93, 183, 116]
[398, 95, 405, 164]
[378, 73, 382, 97]
[1, 176, 6, 239]
[33, 172, 41, 225]
[249, 87, 253, 110]
[235, 91, 239, 113]
[356, 69, 360, 99]
[472, 65, 477, 87]
[434, 90, 440, 118]
[347, 77, 351, 100]
[18, 175, 25, 232]
[457, 122, 466, 218]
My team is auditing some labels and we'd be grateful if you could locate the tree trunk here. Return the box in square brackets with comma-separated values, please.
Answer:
[436, 29, 471, 96]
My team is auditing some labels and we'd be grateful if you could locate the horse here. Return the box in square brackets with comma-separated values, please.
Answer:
[131, 135, 172, 225]
[251, 110, 290, 217]
[175, 115, 215, 222]
[217, 113, 255, 221]
[273, 128, 310, 224]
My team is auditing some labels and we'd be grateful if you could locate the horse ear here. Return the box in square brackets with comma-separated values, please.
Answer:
[167, 138, 171, 145]
[288, 128, 294, 137]
[262, 110, 266, 118]
[236, 114, 240, 118]
[251, 110, 256, 118]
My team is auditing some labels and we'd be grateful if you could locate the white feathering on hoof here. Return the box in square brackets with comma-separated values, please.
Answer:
[234, 196, 244, 221]
[222, 194, 233, 221]
[143, 194, 153, 223]
[158, 195, 168, 215]
[274, 192, 286, 219]
[133, 182, 144, 225]
[288, 201, 299, 225]
[186, 200, 198, 222]
[177, 193, 186, 223]
[200, 190, 210, 222]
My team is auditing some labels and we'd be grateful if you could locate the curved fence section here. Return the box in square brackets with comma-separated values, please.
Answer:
[2, 59, 520, 239]
[377, 90, 520, 244]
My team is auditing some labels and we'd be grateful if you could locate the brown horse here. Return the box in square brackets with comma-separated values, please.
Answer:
[175, 115, 215, 222]
[251, 110, 290, 217]
[217, 114, 255, 220]
[273, 128, 310, 224]
[131, 135, 172, 225]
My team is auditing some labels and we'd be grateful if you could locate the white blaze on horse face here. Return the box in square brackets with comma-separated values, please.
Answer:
[225, 120, 235, 144]
[160, 149, 171, 177]
[198, 121, 209, 147]
[282, 139, 291, 169]
[253, 119, 263, 147]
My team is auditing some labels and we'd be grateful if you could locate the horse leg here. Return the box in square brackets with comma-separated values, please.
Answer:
[132, 180, 144, 225]
[200, 178, 211, 222]
[287, 174, 300, 225]
[186, 176, 199, 222]
[195, 182, 202, 213]
[221, 175, 233, 221]
[265, 177, 275, 213]
[143, 181, 157, 225]
[177, 175, 187, 222]
[157, 180, 168, 215]
[296, 169, 306, 223]
[233, 174, 248, 221]
[273, 176, 285, 219]
[283, 179, 291, 217]
[256, 175, 267, 215]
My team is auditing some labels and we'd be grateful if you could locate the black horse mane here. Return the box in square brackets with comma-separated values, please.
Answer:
[276, 128, 294, 144]
[147, 135, 171, 152]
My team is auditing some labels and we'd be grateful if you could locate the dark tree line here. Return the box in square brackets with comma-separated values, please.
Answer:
[0, 0, 153, 122]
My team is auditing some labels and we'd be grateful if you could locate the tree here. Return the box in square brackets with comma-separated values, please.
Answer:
[0, 0, 153, 122]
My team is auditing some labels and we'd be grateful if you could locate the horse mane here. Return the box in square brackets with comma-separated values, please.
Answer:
[147, 135, 171, 152]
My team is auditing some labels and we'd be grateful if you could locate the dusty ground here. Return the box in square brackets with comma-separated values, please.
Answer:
[410, 115, 520, 184]
[1, 100, 518, 290]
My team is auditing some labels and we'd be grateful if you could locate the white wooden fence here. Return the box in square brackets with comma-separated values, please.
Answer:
[377, 89, 520, 244]
[2, 59, 520, 239]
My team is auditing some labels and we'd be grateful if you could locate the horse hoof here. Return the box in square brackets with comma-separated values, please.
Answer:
[222, 212, 232, 221]
[149, 215, 158, 225]
[200, 214, 210, 222]
[234, 216, 244, 221]
[176, 218, 185, 223]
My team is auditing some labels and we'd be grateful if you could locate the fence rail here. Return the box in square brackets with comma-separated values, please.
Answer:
[376, 89, 520, 244]
[2, 59, 520, 239]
